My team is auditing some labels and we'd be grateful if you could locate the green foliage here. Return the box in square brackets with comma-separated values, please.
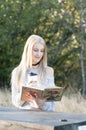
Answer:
[0, 0, 85, 92]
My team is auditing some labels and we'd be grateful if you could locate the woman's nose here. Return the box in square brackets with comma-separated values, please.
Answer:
[37, 51, 41, 56]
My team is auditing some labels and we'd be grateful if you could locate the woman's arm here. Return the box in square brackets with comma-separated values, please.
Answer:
[42, 66, 56, 111]
[11, 84, 25, 108]
[11, 68, 25, 108]
[45, 66, 56, 87]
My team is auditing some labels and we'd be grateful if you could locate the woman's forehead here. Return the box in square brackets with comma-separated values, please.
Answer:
[33, 42, 44, 49]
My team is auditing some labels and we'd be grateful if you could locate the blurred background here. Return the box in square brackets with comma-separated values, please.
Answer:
[0, 0, 86, 113]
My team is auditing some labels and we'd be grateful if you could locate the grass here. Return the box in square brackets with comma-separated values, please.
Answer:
[0, 88, 12, 107]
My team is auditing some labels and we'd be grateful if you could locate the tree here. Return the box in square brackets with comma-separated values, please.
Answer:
[79, 0, 86, 96]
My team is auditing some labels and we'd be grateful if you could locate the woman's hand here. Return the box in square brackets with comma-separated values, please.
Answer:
[22, 91, 40, 109]
[22, 90, 45, 109]
[22, 90, 36, 102]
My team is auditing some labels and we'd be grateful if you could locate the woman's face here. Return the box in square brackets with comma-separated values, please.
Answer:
[32, 43, 45, 65]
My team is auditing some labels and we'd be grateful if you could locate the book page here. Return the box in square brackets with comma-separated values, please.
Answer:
[43, 87, 64, 101]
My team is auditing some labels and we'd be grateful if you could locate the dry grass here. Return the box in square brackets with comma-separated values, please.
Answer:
[56, 93, 86, 113]
[0, 87, 86, 113]
[56, 87, 86, 113]
[0, 88, 12, 107]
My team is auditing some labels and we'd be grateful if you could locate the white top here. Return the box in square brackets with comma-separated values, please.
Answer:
[11, 68, 56, 111]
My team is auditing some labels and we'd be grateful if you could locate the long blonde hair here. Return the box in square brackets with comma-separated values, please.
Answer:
[11, 34, 47, 88]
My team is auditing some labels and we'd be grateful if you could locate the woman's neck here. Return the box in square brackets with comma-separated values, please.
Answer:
[28, 64, 40, 75]
[32, 61, 41, 66]
[32, 64, 40, 70]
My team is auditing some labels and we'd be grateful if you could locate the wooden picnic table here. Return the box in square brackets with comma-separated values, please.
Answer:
[0, 107, 86, 130]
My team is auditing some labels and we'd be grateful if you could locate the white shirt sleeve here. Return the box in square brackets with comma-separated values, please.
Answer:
[11, 85, 25, 108]
[46, 76, 55, 87]
[42, 76, 57, 111]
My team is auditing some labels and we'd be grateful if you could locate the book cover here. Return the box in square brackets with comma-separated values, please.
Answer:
[21, 86, 65, 102]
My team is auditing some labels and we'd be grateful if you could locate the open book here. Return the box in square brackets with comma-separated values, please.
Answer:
[21, 86, 65, 102]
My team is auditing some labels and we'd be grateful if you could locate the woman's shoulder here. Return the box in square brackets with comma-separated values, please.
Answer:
[11, 66, 20, 76]
[12, 67, 18, 74]
[45, 66, 54, 77]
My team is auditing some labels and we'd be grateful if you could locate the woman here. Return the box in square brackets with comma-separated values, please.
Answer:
[11, 34, 56, 111]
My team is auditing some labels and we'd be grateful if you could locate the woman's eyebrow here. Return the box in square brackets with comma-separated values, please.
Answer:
[33, 47, 44, 50]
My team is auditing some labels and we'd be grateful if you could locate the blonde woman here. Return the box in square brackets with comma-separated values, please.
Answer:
[11, 34, 56, 111]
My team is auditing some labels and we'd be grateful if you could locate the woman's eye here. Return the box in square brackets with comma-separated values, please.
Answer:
[33, 49, 44, 52]
[41, 50, 45, 52]
[33, 49, 38, 52]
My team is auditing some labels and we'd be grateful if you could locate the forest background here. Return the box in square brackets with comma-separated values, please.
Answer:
[0, 0, 86, 99]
